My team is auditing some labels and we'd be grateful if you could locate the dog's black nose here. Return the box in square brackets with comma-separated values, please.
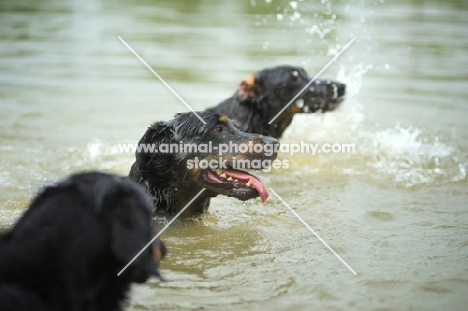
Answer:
[336, 83, 346, 98]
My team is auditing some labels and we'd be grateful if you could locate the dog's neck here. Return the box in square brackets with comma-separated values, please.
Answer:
[173, 186, 214, 216]
[238, 95, 291, 138]
[130, 156, 219, 216]
[144, 173, 216, 216]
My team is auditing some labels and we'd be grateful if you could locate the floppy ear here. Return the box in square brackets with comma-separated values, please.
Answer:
[135, 122, 172, 180]
[101, 188, 154, 277]
[237, 74, 258, 100]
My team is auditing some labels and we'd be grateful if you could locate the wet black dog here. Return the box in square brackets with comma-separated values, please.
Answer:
[129, 111, 279, 216]
[0, 172, 166, 311]
[209, 65, 346, 138]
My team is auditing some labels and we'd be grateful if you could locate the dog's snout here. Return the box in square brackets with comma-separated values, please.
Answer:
[262, 136, 279, 150]
[336, 83, 346, 97]
[326, 82, 346, 99]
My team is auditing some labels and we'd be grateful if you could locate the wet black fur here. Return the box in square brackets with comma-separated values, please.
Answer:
[129, 111, 278, 216]
[209, 65, 346, 138]
[0, 172, 164, 311]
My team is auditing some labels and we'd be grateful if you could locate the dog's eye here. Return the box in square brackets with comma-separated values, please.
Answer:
[291, 71, 300, 82]
[213, 126, 223, 133]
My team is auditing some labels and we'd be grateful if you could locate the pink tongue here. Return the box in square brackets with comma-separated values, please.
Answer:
[222, 169, 269, 203]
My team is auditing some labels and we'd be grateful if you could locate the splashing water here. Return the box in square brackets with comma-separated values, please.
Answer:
[359, 124, 464, 187]
[284, 63, 371, 141]
[283, 115, 464, 187]
[336, 63, 373, 99]
[282, 62, 464, 187]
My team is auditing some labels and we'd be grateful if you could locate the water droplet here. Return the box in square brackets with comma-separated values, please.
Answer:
[291, 11, 301, 21]
[295, 98, 304, 108]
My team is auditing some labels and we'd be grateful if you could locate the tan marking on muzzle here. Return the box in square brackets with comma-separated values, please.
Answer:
[218, 114, 228, 123]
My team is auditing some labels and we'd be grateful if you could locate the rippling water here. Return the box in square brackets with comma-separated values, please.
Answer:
[1, 0, 467, 310]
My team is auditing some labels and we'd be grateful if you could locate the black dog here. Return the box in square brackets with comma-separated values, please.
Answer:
[129, 111, 279, 216]
[209, 65, 346, 138]
[0, 172, 166, 311]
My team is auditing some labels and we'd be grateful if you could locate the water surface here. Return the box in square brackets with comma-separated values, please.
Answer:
[1, 0, 467, 310]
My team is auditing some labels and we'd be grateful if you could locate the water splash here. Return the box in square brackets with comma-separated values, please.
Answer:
[87, 138, 102, 160]
[83, 138, 135, 171]
[283, 57, 464, 187]
[283, 117, 465, 187]
[283, 63, 369, 141]
[359, 124, 463, 187]
[336, 63, 373, 98]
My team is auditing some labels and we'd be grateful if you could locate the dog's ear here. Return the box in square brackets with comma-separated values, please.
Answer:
[237, 74, 259, 100]
[135, 122, 172, 180]
[101, 187, 155, 280]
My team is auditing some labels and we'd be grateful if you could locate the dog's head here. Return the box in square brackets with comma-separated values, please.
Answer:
[96, 174, 166, 283]
[42, 172, 166, 283]
[135, 111, 279, 213]
[236, 65, 346, 137]
[5, 172, 166, 298]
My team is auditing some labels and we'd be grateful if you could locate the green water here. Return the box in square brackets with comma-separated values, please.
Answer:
[1, 0, 467, 310]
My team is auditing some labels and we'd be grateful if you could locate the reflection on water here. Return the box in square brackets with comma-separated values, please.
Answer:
[1, 0, 468, 310]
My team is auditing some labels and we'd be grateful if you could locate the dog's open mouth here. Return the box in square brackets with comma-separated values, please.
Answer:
[204, 168, 269, 203]
[297, 81, 346, 113]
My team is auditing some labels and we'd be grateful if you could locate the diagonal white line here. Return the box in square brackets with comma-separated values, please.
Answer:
[269, 188, 357, 276]
[268, 37, 356, 124]
[117, 188, 206, 276]
[118, 36, 206, 125]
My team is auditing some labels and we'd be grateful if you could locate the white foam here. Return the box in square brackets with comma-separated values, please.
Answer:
[361, 124, 459, 186]
[282, 62, 464, 187]
[283, 98, 365, 141]
[284, 116, 464, 187]
[87, 138, 102, 159]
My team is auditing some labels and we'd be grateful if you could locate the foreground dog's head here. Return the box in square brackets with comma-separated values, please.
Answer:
[235, 65, 346, 137]
[0, 172, 165, 310]
[131, 111, 279, 215]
